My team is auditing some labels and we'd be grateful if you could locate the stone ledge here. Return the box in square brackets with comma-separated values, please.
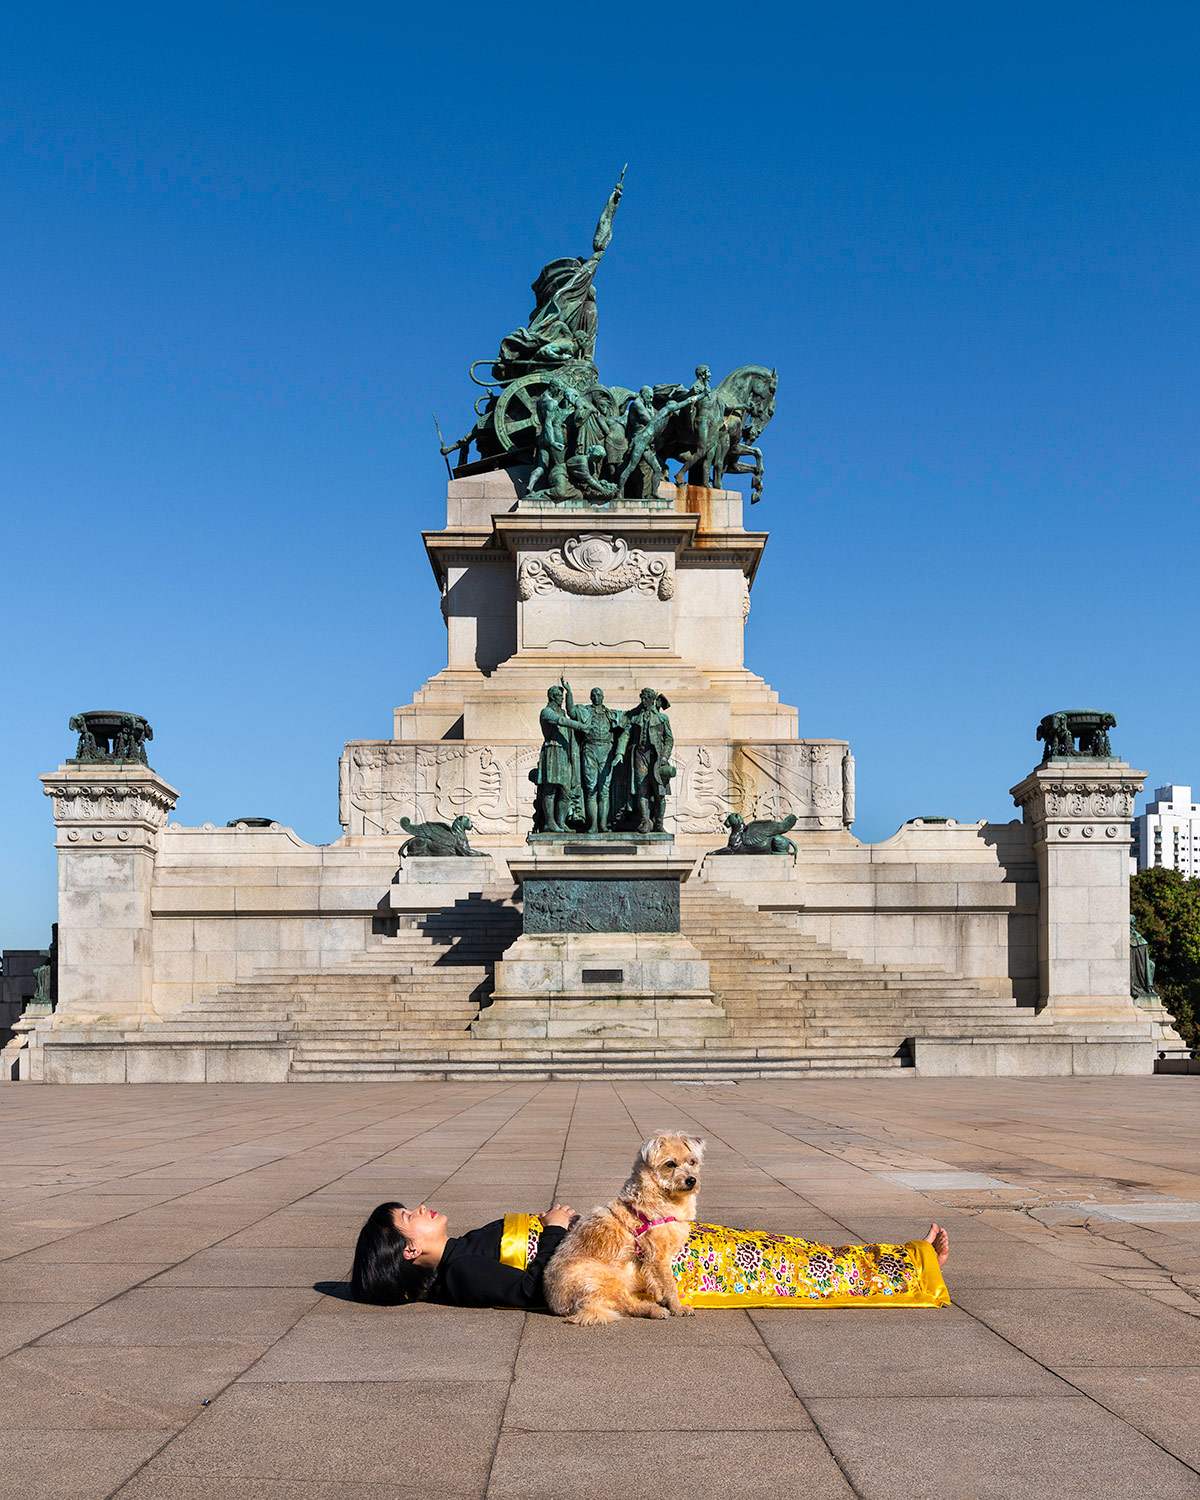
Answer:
[913, 1037, 1154, 1077]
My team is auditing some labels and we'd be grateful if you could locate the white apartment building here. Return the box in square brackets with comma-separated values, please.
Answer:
[1133, 785, 1200, 876]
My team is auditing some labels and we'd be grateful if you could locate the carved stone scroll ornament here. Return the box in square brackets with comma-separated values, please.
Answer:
[43, 781, 177, 829]
[1011, 776, 1138, 828]
[1038, 783, 1136, 821]
[518, 534, 674, 601]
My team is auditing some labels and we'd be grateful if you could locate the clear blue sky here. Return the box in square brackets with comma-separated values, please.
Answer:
[4, 3, 1198, 945]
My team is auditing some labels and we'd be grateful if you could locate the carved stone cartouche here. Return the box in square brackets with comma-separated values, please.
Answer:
[517, 534, 673, 601]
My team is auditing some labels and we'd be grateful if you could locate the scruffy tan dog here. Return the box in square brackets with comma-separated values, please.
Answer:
[544, 1133, 705, 1325]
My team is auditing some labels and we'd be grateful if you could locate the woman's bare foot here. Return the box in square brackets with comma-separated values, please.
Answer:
[923, 1222, 949, 1267]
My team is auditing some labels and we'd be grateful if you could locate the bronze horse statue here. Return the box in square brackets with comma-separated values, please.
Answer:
[655, 365, 778, 503]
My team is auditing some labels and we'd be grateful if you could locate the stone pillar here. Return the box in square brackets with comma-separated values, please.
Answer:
[39, 763, 179, 1023]
[1010, 760, 1145, 1020]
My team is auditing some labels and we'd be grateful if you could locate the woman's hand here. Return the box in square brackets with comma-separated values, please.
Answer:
[542, 1203, 576, 1230]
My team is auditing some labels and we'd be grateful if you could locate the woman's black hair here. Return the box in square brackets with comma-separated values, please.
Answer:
[349, 1201, 437, 1305]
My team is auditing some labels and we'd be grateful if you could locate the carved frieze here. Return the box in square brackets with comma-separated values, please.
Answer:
[517, 534, 674, 601]
[342, 738, 851, 842]
[343, 742, 536, 838]
[651, 741, 850, 835]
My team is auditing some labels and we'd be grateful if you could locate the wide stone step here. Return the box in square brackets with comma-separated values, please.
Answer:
[722, 1009, 1034, 1025]
[148, 1028, 291, 1042]
[287, 1054, 912, 1080]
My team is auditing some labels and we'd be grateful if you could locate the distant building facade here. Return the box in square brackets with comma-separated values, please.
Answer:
[1133, 785, 1200, 876]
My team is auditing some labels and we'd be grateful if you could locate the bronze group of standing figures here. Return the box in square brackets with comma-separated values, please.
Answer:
[530, 681, 674, 835]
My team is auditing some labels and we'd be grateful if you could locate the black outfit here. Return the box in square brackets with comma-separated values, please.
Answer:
[428, 1218, 567, 1308]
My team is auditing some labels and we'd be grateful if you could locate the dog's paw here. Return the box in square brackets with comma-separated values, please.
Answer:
[645, 1304, 670, 1319]
[676, 1306, 695, 1317]
[565, 1306, 622, 1326]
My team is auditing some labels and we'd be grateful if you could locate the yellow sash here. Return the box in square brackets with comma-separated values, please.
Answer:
[499, 1212, 544, 1270]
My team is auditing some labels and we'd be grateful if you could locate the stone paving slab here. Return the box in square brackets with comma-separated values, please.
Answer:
[1, 1076, 1199, 1498]
[0, 1344, 268, 1430]
[1058, 1365, 1200, 1469]
[805, 1394, 1200, 1499]
[244, 1304, 524, 1383]
[487, 1431, 857, 1500]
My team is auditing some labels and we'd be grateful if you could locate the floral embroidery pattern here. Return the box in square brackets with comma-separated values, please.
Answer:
[671, 1225, 923, 1307]
[733, 1240, 763, 1273]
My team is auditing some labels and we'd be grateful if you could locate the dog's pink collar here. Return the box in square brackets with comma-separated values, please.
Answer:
[618, 1205, 681, 1256]
[629, 1208, 679, 1236]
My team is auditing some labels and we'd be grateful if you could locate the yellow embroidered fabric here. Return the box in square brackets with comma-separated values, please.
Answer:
[503, 1214, 949, 1308]
[673, 1224, 950, 1309]
[499, 1213, 544, 1271]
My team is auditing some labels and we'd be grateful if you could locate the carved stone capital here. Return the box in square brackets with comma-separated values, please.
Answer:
[41, 763, 180, 848]
[1010, 761, 1144, 841]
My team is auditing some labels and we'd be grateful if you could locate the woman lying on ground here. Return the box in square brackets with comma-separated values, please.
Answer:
[349, 1199, 951, 1311]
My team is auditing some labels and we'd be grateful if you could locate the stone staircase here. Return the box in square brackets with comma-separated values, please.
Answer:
[681, 886, 1045, 1058]
[115, 882, 1052, 1080]
[142, 889, 521, 1061]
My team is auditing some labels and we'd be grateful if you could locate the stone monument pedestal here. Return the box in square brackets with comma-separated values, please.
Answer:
[471, 843, 726, 1044]
[38, 761, 179, 1024]
[1010, 759, 1157, 1024]
[387, 854, 500, 914]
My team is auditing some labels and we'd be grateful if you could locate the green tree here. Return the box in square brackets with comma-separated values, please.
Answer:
[1130, 868, 1200, 1048]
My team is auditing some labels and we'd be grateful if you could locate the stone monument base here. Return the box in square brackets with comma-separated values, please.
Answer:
[473, 930, 725, 1043]
[387, 855, 499, 915]
[471, 843, 725, 1044]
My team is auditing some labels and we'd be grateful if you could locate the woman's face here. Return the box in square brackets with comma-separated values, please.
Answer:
[392, 1204, 448, 1263]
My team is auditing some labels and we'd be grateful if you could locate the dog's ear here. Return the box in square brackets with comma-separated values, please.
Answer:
[638, 1136, 661, 1164]
[683, 1136, 707, 1162]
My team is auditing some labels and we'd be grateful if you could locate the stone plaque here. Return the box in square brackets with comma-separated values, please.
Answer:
[522, 877, 680, 934]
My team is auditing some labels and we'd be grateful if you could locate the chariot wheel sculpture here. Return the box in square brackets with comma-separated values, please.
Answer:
[492, 372, 547, 452]
[492, 361, 599, 453]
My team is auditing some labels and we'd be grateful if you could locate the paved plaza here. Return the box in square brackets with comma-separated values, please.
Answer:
[2, 1077, 1200, 1499]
